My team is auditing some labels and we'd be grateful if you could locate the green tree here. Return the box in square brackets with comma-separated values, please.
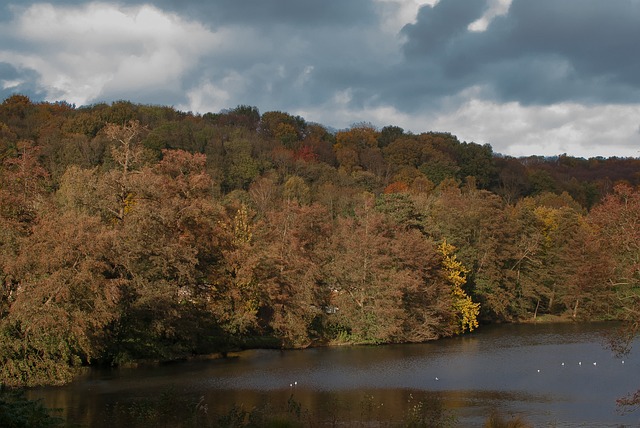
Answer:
[259, 111, 306, 147]
[222, 132, 261, 191]
[377, 125, 404, 148]
[454, 142, 497, 189]
[204, 105, 260, 130]
[283, 175, 311, 205]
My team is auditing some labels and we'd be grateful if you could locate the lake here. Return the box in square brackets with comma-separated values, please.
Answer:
[27, 322, 640, 427]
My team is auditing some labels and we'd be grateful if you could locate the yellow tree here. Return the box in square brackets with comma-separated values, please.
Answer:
[439, 240, 480, 333]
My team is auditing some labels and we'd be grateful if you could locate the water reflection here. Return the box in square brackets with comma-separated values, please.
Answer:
[28, 322, 640, 427]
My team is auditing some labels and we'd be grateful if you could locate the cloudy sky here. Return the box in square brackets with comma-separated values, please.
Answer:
[1, 0, 640, 158]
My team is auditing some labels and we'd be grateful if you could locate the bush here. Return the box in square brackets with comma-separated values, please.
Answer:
[0, 388, 64, 428]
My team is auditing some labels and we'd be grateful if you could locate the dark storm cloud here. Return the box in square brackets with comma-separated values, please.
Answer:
[400, 0, 640, 105]
[4, 0, 640, 110]
[11, 0, 378, 28]
[162, 0, 377, 27]
[402, 0, 486, 56]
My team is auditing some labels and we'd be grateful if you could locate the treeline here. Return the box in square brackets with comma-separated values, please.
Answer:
[1, 94, 639, 387]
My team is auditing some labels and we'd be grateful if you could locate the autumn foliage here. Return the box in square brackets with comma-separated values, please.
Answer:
[1, 95, 639, 387]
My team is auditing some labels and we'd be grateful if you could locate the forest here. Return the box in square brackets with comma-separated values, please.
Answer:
[0, 94, 639, 387]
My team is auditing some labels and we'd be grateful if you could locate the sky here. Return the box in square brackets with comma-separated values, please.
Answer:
[1, 0, 640, 158]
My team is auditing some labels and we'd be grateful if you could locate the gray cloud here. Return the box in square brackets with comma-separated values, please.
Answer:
[0, 62, 43, 101]
[166, 0, 378, 28]
[402, 0, 487, 57]
[13, 0, 378, 28]
[400, 0, 640, 105]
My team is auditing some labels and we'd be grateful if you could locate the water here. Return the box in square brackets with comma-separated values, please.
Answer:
[27, 322, 640, 427]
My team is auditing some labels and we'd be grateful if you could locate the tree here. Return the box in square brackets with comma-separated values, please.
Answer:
[396, 230, 453, 342]
[283, 175, 311, 205]
[454, 142, 497, 189]
[334, 124, 379, 173]
[0, 95, 43, 140]
[505, 200, 550, 319]
[0, 140, 50, 224]
[494, 156, 531, 204]
[377, 125, 404, 148]
[221, 131, 261, 191]
[586, 184, 640, 411]
[375, 192, 422, 230]
[335, 123, 378, 150]
[101, 120, 150, 221]
[244, 201, 332, 347]
[103, 150, 227, 361]
[0, 211, 118, 386]
[383, 136, 423, 168]
[528, 169, 558, 195]
[259, 111, 306, 147]
[438, 240, 480, 333]
[213, 203, 264, 338]
[335, 146, 359, 174]
[418, 149, 460, 186]
[0, 121, 18, 161]
[424, 185, 520, 321]
[0, 389, 64, 428]
[323, 194, 450, 343]
[303, 123, 336, 165]
[323, 196, 401, 343]
[589, 184, 640, 345]
[104, 120, 148, 173]
[0, 141, 52, 339]
[204, 105, 260, 130]
[248, 174, 279, 216]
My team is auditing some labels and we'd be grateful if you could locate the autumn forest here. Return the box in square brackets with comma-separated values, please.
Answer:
[1, 94, 639, 388]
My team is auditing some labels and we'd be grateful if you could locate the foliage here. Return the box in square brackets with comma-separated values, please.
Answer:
[0, 389, 64, 428]
[438, 240, 480, 333]
[483, 411, 532, 428]
[1, 95, 639, 387]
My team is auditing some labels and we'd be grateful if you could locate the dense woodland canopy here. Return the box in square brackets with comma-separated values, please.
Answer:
[1, 94, 639, 387]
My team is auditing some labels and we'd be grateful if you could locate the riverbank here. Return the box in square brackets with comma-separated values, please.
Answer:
[91, 315, 617, 370]
[25, 321, 636, 428]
